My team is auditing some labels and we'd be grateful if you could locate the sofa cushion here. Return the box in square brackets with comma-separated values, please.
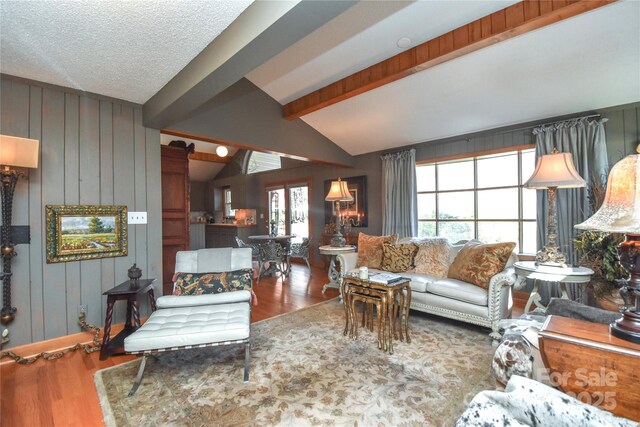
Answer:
[409, 237, 451, 278]
[172, 269, 253, 296]
[427, 278, 489, 306]
[381, 242, 418, 272]
[356, 233, 398, 269]
[448, 241, 516, 289]
[399, 272, 440, 293]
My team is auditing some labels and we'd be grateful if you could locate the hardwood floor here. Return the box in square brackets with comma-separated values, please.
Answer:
[1, 264, 524, 427]
[1, 263, 338, 427]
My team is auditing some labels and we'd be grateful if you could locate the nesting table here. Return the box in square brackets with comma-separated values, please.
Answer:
[342, 274, 412, 354]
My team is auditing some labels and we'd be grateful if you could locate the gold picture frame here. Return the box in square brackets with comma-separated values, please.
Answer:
[45, 205, 128, 263]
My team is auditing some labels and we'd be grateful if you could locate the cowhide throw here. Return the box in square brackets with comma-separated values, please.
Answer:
[456, 375, 636, 427]
[492, 334, 534, 386]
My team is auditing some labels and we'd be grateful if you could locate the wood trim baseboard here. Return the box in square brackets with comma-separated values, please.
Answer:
[0, 319, 144, 366]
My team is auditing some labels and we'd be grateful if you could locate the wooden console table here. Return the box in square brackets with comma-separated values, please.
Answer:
[539, 315, 640, 421]
[100, 279, 157, 360]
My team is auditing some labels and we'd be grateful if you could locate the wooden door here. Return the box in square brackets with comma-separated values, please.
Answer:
[161, 146, 190, 295]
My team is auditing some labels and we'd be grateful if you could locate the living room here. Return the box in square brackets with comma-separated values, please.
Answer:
[1, 1, 639, 426]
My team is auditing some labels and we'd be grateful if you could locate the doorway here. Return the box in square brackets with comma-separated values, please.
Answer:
[266, 181, 310, 244]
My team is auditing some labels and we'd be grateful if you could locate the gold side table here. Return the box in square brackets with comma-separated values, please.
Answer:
[342, 274, 411, 354]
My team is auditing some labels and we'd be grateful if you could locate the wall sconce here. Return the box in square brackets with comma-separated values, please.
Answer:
[524, 148, 585, 267]
[325, 178, 353, 247]
[0, 135, 40, 325]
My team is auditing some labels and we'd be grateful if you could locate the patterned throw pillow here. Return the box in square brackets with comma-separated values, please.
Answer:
[447, 241, 516, 289]
[356, 233, 398, 269]
[381, 242, 418, 272]
[172, 269, 253, 296]
[410, 238, 451, 278]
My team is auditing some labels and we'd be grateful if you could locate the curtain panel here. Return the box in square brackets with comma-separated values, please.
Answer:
[534, 117, 609, 303]
[381, 149, 417, 238]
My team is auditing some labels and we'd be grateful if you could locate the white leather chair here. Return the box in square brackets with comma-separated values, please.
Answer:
[124, 248, 253, 396]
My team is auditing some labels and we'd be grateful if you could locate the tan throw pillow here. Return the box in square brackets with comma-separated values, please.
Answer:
[381, 242, 418, 272]
[448, 241, 516, 289]
[356, 233, 398, 269]
[411, 238, 451, 278]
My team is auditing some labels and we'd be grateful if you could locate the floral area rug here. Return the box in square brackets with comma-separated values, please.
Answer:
[95, 299, 496, 427]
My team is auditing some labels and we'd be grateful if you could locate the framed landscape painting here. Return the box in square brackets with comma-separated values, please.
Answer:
[45, 205, 128, 263]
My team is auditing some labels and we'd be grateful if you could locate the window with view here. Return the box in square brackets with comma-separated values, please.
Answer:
[224, 188, 235, 217]
[416, 148, 536, 254]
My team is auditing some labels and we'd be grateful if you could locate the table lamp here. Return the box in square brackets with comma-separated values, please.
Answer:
[0, 135, 40, 325]
[575, 146, 640, 343]
[325, 178, 353, 247]
[524, 148, 586, 267]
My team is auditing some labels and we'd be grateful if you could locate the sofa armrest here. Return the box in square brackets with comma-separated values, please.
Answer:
[156, 290, 251, 309]
[337, 252, 358, 275]
[487, 267, 517, 338]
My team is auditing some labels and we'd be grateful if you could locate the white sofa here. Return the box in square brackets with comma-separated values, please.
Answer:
[337, 239, 518, 343]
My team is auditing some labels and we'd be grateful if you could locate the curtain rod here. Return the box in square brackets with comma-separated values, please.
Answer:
[496, 113, 603, 135]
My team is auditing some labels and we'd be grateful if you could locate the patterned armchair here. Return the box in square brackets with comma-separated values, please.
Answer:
[289, 237, 311, 271]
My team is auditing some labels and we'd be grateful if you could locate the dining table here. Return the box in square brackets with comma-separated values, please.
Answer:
[248, 235, 296, 276]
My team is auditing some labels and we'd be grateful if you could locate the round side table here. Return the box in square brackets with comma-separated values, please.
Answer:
[514, 261, 593, 313]
[319, 245, 356, 294]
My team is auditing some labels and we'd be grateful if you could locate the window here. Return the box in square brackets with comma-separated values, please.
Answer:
[223, 187, 235, 217]
[245, 151, 281, 174]
[416, 148, 536, 254]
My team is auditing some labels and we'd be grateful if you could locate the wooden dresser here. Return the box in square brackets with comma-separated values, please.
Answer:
[539, 315, 640, 421]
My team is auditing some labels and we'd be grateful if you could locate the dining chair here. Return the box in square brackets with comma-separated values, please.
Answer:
[235, 236, 260, 263]
[257, 239, 288, 283]
[289, 237, 311, 271]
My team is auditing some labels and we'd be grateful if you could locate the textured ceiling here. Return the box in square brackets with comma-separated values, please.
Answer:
[0, 0, 253, 104]
[2, 1, 638, 158]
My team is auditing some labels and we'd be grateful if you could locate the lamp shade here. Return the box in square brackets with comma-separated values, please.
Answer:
[325, 179, 353, 202]
[575, 152, 640, 234]
[524, 151, 585, 189]
[0, 135, 39, 169]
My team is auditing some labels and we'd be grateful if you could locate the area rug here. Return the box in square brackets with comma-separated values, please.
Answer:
[95, 299, 496, 426]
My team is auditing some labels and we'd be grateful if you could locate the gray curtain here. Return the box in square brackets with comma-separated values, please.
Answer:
[381, 149, 417, 238]
[534, 117, 609, 304]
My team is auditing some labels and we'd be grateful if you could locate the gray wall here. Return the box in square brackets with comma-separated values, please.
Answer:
[0, 76, 162, 348]
[212, 102, 639, 263]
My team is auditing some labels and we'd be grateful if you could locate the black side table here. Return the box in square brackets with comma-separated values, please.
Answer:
[100, 279, 157, 360]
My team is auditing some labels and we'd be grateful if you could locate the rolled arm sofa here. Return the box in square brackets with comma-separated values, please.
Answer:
[337, 238, 518, 343]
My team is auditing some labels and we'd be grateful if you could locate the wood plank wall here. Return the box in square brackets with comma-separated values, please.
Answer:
[0, 76, 162, 348]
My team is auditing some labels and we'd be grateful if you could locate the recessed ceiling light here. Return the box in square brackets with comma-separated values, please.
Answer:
[216, 146, 228, 157]
[397, 37, 412, 49]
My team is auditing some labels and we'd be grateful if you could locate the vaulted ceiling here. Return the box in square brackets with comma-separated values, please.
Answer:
[2, 1, 638, 160]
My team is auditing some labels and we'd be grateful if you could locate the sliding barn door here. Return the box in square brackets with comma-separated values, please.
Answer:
[161, 146, 190, 295]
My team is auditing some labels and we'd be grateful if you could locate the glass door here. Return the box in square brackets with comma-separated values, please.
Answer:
[288, 184, 309, 244]
[266, 182, 310, 243]
[267, 188, 286, 236]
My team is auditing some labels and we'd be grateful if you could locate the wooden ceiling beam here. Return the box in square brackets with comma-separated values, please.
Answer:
[188, 151, 232, 164]
[283, 0, 616, 120]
